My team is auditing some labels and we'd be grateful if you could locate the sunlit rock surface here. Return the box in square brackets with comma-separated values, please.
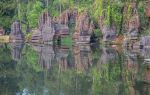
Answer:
[31, 11, 69, 43]
[74, 11, 94, 43]
[31, 12, 55, 43]
[54, 24, 69, 38]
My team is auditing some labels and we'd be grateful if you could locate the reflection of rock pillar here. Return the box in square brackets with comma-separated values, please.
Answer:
[55, 46, 69, 71]
[99, 47, 118, 64]
[73, 46, 82, 71]
[73, 45, 92, 72]
[31, 44, 55, 70]
[10, 43, 24, 61]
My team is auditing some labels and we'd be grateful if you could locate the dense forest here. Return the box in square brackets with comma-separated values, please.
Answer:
[0, 0, 148, 31]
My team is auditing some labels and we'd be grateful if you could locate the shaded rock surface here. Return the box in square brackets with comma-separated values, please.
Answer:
[9, 21, 24, 42]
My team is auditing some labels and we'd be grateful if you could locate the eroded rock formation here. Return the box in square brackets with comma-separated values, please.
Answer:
[31, 11, 69, 43]
[73, 11, 94, 43]
[58, 9, 78, 25]
[9, 21, 24, 42]
[99, 16, 117, 42]
[31, 11, 55, 43]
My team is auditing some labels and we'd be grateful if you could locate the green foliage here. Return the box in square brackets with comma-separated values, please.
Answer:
[22, 45, 42, 72]
[61, 36, 73, 46]
[0, 0, 16, 29]
[27, 1, 43, 28]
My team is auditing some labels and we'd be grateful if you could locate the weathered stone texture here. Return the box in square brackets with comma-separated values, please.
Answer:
[10, 21, 24, 42]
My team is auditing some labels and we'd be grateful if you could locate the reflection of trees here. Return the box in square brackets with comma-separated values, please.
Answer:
[0, 44, 19, 95]
[31, 44, 55, 70]
[91, 46, 123, 95]
[122, 47, 150, 95]
[1, 43, 149, 95]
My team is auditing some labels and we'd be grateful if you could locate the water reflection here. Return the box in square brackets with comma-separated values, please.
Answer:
[9, 42, 24, 61]
[0, 43, 149, 95]
[31, 44, 55, 70]
[73, 44, 92, 72]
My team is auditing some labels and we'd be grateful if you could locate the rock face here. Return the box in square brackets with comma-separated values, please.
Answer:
[145, 1, 150, 18]
[31, 11, 69, 43]
[9, 21, 24, 42]
[73, 11, 94, 43]
[99, 16, 117, 42]
[58, 9, 78, 25]
[140, 36, 150, 47]
[54, 24, 69, 38]
[0, 27, 4, 35]
[31, 11, 55, 43]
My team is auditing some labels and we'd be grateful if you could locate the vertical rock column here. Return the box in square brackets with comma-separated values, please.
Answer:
[73, 11, 93, 43]
[31, 11, 55, 43]
[10, 21, 24, 42]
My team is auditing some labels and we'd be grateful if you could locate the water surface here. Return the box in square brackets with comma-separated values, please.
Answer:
[0, 43, 149, 95]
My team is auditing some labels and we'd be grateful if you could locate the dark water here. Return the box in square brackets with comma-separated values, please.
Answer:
[0, 43, 150, 95]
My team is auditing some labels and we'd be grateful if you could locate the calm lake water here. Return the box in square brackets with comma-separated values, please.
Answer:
[0, 43, 149, 95]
